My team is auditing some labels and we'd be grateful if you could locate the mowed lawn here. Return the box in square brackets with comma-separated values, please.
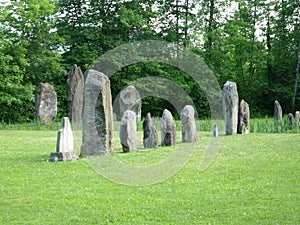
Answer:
[0, 127, 299, 224]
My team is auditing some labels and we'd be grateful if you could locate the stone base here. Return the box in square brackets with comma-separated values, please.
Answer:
[50, 151, 79, 162]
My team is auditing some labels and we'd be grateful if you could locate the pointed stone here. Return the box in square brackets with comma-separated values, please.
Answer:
[288, 113, 294, 130]
[274, 100, 282, 132]
[180, 105, 198, 142]
[143, 113, 158, 148]
[238, 99, 250, 134]
[213, 123, 218, 137]
[120, 110, 137, 152]
[160, 109, 176, 146]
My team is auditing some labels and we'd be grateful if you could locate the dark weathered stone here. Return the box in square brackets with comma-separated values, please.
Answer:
[160, 109, 176, 146]
[81, 69, 113, 156]
[238, 99, 250, 134]
[213, 123, 218, 137]
[180, 105, 198, 142]
[295, 111, 300, 127]
[35, 83, 57, 124]
[143, 113, 158, 148]
[274, 100, 282, 132]
[119, 85, 141, 121]
[222, 81, 239, 135]
[120, 110, 137, 152]
[288, 113, 294, 130]
[66, 65, 84, 122]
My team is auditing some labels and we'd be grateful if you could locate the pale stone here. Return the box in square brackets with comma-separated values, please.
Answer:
[238, 99, 250, 134]
[288, 113, 294, 130]
[213, 123, 218, 137]
[295, 111, 300, 127]
[222, 81, 239, 135]
[180, 105, 198, 142]
[35, 83, 57, 124]
[143, 113, 158, 148]
[160, 109, 176, 146]
[119, 85, 141, 121]
[120, 110, 137, 152]
[274, 100, 282, 132]
[81, 69, 113, 156]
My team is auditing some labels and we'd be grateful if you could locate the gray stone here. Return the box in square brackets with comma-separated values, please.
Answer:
[119, 86, 141, 121]
[66, 65, 84, 122]
[143, 113, 158, 148]
[180, 105, 198, 142]
[120, 110, 137, 152]
[222, 81, 239, 135]
[81, 69, 113, 156]
[274, 100, 282, 132]
[295, 111, 300, 127]
[213, 123, 218, 137]
[238, 99, 250, 134]
[35, 83, 57, 124]
[160, 109, 176, 146]
[288, 113, 294, 130]
[50, 117, 78, 162]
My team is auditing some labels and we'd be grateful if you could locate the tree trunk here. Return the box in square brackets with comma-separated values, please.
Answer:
[291, 36, 300, 112]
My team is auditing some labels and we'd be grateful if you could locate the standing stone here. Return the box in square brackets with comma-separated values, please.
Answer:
[66, 65, 84, 122]
[81, 69, 113, 156]
[274, 100, 282, 132]
[238, 99, 250, 134]
[160, 109, 176, 146]
[119, 85, 141, 121]
[35, 83, 57, 124]
[50, 117, 78, 162]
[143, 113, 158, 148]
[295, 111, 300, 127]
[213, 124, 218, 137]
[180, 105, 198, 142]
[222, 81, 239, 135]
[120, 110, 137, 152]
[288, 113, 294, 130]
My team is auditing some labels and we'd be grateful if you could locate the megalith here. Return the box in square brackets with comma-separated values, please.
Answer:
[295, 111, 300, 127]
[120, 110, 137, 152]
[50, 117, 78, 162]
[66, 65, 84, 122]
[180, 105, 198, 142]
[238, 99, 250, 134]
[143, 112, 158, 148]
[119, 85, 141, 121]
[288, 113, 294, 130]
[213, 123, 218, 137]
[81, 69, 113, 156]
[222, 81, 239, 135]
[160, 109, 176, 146]
[274, 100, 282, 132]
[35, 83, 57, 124]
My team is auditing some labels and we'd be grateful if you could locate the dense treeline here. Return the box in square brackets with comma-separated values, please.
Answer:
[0, 0, 299, 122]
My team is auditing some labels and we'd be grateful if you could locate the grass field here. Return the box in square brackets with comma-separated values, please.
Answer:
[0, 121, 299, 224]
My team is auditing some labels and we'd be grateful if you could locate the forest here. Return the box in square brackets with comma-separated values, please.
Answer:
[0, 0, 299, 123]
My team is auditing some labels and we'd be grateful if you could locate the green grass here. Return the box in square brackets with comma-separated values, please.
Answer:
[0, 123, 299, 224]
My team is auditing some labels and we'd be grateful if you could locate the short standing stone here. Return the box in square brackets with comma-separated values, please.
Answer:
[180, 105, 198, 142]
[81, 69, 113, 156]
[274, 100, 282, 132]
[120, 110, 137, 152]
[160, 109, 176, 146]
[143, 113, 158, 148]
[238, 99, 250, 134]
[288, 113, 294, 130]
[50, 117, 78, 161]
[222, 81, 239, 135]
[119, 85, 141, 121]
[66, 65, 84, 122]
[35, 83, 57, 124]
[295, 111, 300, 127]
[213, 123, 218, 137]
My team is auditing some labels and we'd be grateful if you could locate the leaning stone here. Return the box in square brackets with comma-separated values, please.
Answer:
[81, 69, 113, 156]
[50, 117, 78, 162]
[160, 109, 176, 146]
[66, 65, 84, 123]
[295, 111, 300, 127]
[180, 105, 198, 142]
[213, 124, 218, 137]
[222, 81, 239, 135]
[274, 100, 282, 132]
[120, 110, 137, 152]
[288, 113, 294, 130]
[119, 85, 141, 121]
[35, 83, 57, 124]
[143, 112, 158, 148]
[238, 99, 250, 134]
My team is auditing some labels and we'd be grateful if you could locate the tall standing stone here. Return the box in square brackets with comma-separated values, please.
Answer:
[288, 113, 294, 130]
[180, 105, 198, 142]
[81, 69, 113, 156]
[213, 124, 218, 137]
[222, 81, 239, 135]
[35, 83, 57, 124]
[143, 113, 158, 148]
[295, 111, 300, 127]
[119, 85, 141, 121]
[120, 110, 137, 152]
[238, 99, 250, 134]
[160, 109, 176, 146]
[66, 65, 84, 122]
[50, 117, 78, 161]
[274, 100, 282, 132]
